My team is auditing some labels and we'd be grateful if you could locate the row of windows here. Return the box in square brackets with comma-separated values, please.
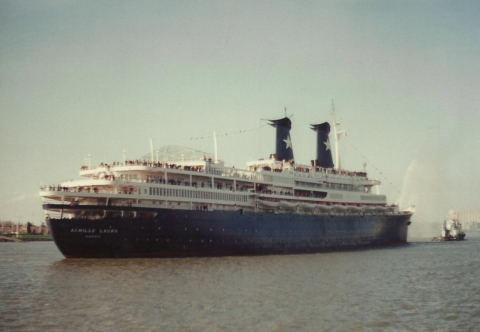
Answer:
[330, 193, 344, 199]
[148, 187, 248, 203]
[296, 181, 359, 191]
[360, 195, 385, 201]
[120, 174, 139, 180]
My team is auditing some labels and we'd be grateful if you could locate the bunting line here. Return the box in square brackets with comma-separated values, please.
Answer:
[188, 123, 268, 141]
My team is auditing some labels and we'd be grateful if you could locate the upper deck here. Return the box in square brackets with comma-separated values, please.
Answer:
[39, 155, 388, 214]
[77, 157, 379, 189]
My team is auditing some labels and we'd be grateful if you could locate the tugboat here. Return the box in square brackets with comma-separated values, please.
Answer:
[432, 207, 466, 242]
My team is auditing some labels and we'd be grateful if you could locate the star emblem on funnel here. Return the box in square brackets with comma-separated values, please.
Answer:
[283, 135, 293, 149]
[324, 139, 331, 151]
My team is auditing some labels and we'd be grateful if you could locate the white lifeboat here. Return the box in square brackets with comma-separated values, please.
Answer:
[333, 205, 348, 211]
[279, 201, 298, 210]
[317, 204, 333, 211]
[298, 202, 317, 211]
[260, 200, 279, 209]
[348, 205, 363, 212]
[386, 205, 396, 212]
[375, 206, 389, 212]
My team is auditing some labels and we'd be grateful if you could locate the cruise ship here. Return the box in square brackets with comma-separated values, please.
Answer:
[40, 111, 413, 258]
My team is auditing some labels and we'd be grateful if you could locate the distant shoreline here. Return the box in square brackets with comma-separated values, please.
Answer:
[19, 235, 53, 241]
[0, 234, 53, 242]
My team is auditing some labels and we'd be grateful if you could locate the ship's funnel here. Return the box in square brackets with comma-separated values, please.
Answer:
[268, 117, 294, 162]
[310, 122, 334, 168]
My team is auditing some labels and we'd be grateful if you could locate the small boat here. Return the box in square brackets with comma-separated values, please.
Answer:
[432, 207, 466, 242]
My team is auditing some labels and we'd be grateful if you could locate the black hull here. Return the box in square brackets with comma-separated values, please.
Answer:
[47, 208, 411, 258]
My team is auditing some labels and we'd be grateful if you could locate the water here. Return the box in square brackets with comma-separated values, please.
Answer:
[1, 237, 480, 332]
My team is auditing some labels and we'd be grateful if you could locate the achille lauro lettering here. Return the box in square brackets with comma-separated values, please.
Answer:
[70, 229, 118, 233]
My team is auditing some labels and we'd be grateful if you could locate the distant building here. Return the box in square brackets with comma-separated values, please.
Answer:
[0, 221, 49, 235]
[0, 221, 24, 235]
[26, 222, 49, 235]
[40, 223, 49, 235]
[457, 210, 480, 231]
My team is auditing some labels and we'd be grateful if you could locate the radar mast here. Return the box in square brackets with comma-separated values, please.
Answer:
[331, 100, 347, 170]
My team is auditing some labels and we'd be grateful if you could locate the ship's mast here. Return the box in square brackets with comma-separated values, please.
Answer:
[331, 100, 346, 170]
[150, 138, 154, 162]
[214, 131, 218, 163]
[331, 101, 340, 169]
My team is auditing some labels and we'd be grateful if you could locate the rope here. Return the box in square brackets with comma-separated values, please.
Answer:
[342, 139, 413, 205]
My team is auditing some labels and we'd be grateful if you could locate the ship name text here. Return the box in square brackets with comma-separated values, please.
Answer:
[70, 229, 118, 233]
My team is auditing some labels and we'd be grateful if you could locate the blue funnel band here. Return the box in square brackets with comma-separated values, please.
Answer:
[269, 117, 294, 162]
[311, 122, 334, 168]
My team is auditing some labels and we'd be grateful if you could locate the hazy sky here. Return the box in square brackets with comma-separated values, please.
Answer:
[1, 1, 479, 237]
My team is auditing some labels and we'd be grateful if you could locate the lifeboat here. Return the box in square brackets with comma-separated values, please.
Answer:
[372, 206, 394, 212]
[317, 204, 333, 211]
[386, 205, 396, 212]
[279, 201, 298, 210]
[333, 204, 348, 211]
[348, 205, 363, 212]
[298, 202, 317, 211]
[260, 200, 279, 209]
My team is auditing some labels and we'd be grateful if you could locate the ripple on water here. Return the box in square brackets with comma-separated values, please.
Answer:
[1, 240, 480, 331]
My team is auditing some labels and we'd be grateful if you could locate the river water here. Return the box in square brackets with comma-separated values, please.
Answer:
[1, 236, 480, 331]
